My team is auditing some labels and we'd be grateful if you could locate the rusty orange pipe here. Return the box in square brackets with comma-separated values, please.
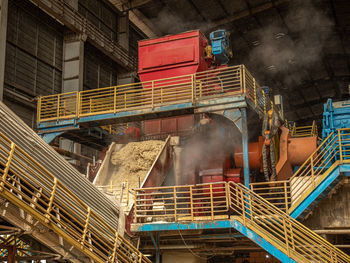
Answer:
[234, 136, 264, 170]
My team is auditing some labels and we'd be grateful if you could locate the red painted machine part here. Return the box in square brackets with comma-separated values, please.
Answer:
[277, 126, 317, 180]
[138, 30, 209, 83]
[225, 168, 242, 183]
[143, 115, 194, 137]
[234, 136, 264, 170]
[125, 126, 141, 140]
[288, 136, 317, 166]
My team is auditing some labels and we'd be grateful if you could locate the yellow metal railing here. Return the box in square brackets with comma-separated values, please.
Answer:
[37, 65, 277, 123]
[250, 128, 350, 215]
[290, 120, 318, 138]
[0, 132, 151, 263]
[134, 183, 229, 222]
[134, 181, 350, 263]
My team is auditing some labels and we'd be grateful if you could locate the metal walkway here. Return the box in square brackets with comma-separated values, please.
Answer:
[0, 102, 150, 262]
[132, 182, 350, 263]
[131, 129, 350, 262]
[36, 65, 277, 142]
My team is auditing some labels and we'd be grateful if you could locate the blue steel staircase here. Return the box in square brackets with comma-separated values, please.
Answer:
[251, 128, 350, 220]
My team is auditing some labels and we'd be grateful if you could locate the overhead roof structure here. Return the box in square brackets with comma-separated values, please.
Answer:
[118, 0, 350, 125]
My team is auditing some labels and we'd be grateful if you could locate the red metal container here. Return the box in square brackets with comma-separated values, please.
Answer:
[138, 30, 209, 83]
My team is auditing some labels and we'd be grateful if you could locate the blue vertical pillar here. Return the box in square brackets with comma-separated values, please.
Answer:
[240, 107, 250, 188]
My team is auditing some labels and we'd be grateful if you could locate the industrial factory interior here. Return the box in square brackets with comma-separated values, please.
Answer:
[0, 0, 350, 262]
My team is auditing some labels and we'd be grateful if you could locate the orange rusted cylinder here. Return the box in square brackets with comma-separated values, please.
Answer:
[287, 136, 317, 166]
[234, 136, 264, 169]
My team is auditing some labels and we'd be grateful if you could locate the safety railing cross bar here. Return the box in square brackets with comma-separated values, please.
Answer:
[133, 181, 350, 263]
[0, 132, 151, 263]
[37, 65, 281, 125]
[250, 127, 350, 216]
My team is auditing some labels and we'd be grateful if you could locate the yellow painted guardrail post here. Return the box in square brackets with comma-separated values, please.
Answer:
[191, 74, 194, 103]
[124, 93, 127, 109]
[134, 189, 137, 223]
[242, 65, 246, 94]
[76, 91, 80, 118]
[284, 181, 289, 212]
[239, 65, 243, 94]
[57, 94, 60, 119]
[192, 74, 196, 103]
[114, 87, 117, 114]
[37, 97, 41, 122]
[173, 188, 177, 221]
[210, 184, 214, 220]
[225, 183, 229, 212]
[190, 185, 194, 221]
[45, 177, 58, 223]
[338, 129, 343, 163]
[0, 142, 16, 192]
[81, 207, 91, 248]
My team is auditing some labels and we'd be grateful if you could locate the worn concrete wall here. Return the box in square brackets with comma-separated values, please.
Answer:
[303, 178, 350, 229]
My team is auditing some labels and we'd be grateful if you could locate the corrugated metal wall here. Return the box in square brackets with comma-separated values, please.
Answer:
[3, 0, 146, 128]
[4, 0, 63, 127]
[83, 42, 119, 90]
[78, 0, 118, 41]
[129, 23, 146, 58]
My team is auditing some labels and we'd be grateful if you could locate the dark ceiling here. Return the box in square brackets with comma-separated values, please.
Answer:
[133, 0, 350, 125]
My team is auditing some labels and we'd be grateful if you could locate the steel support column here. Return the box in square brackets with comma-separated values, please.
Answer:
[149, 232, 160, 263]
[7, 245, 16, 263]
[0, 0, 8, 101]
[240, 107, 250, 188]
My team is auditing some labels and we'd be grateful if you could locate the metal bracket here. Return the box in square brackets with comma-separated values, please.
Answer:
[215, 109, 242, 133]
[40, 132, 63, 144]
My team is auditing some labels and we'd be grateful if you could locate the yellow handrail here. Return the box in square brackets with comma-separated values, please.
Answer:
[37, 65, 277, 123]
[290, 120, 318, 138]
[0, 132, 151, 263]
[250, 128, 350, 215]
[133, 181, 350, 263]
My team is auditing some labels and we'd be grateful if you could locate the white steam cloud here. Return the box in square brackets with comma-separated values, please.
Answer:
[248, 0, 333, 86]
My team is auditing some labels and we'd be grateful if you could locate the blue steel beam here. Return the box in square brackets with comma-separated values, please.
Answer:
[40, 132, 63, 144]
[135, 220, 295, 263]
[240, 108, 250, 188]
[38, 96, 248, 132]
